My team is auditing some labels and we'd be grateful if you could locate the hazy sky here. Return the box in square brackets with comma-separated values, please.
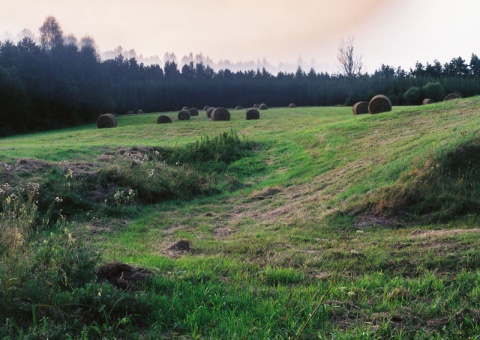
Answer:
[1, 0, 479, 73]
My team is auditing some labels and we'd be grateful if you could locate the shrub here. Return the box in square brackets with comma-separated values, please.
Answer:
[422, 82, 445, 102]
[403, 86, 422, 105]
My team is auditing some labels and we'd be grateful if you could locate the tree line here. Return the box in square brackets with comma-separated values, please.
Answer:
[1, 16, 480, 137]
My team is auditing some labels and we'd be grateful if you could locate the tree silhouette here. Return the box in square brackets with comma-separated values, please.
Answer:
[337, 37, 363, 77]
[39, 16, 64, 50]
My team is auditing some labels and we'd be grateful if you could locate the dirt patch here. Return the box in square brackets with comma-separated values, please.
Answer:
[353, 213, 406, 229]
[58, 161, 99, 176]
[409, 228, 480, 239]
[89, 219, 130, 234]
[168, 239, 192, 252]
[96, 261, 152, 291]
[162, 239, 194, 258]
[15, 158, 51, 174]
[247, 187, 282, 201]
[213, 226, 232, 238]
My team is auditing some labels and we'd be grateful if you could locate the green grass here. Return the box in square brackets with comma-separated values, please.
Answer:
[1, 101, 480, 338]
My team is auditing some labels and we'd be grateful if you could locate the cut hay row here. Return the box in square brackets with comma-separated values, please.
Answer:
[96, 113, 117, 129]
[352, 101, 369, 115]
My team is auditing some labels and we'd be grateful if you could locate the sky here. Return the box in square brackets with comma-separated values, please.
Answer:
[1, 0, 480, 74]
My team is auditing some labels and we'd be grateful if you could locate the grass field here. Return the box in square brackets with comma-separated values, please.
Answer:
[1, 100, 479, 338]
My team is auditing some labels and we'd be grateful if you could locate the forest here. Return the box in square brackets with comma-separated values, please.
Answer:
[1, 16, 480, 136]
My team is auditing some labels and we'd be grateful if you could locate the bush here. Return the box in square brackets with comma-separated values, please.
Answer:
[402, 86, 422, 105]
[422, 82, 446, 102]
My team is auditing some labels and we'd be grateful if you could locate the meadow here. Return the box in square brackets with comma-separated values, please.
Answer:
[0, 99, 479, 338]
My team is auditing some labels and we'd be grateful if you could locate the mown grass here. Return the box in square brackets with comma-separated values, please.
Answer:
[1, 101, 480, 338]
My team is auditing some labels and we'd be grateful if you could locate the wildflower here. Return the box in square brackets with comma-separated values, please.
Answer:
[54, 196, 63, 203]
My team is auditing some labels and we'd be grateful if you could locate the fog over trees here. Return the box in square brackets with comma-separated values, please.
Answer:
[1, 16, 480, 136]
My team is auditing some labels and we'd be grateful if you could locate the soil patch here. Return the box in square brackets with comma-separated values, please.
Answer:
[96, 261, 152, 291]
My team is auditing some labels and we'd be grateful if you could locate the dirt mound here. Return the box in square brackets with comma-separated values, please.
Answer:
[96, 262, 152, 290]
[168, 239, 192, 252]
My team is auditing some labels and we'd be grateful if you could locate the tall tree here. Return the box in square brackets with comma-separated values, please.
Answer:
[39, 16, 64, 50]
[337, 37, 363, 77]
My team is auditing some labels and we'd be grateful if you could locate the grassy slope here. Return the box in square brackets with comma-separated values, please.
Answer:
[1, 100, 480, 338]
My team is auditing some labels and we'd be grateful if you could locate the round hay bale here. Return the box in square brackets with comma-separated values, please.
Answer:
[206, 107, 216, 119]
[236, 105, 243, 110]
[96, 113, 117, 129]
[157, 115, 172, 124]
[127, 110, 134, 115]
[253, 103, 260, 109]
[204, 105, 210, 111]
[137, 109, 144, 114]
[352, 101, 369, 115]
[259, 103, 268, 110]
[178, 110, 191, 121]
[212, 107, 230, 121]
[422, 98, 434, 105]
[246, 108, 260, 120]
[368, 95, 392, 114]
[189, 107, 199, 116]
[182, 106, 190, 110]
[444, 93, 461, 101]
[289, 103, 296, 108]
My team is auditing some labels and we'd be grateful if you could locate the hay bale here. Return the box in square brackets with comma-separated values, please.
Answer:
[289, 103, 296, 108]
[137, 109, 143, 114]
[253, 103, 260, 109]
[206, 107, 216, 119]
[246, 108, 260, 120]
[352, 101, 369, 115]
[444, 93, 461, 101]
[236, 105, 243, 110]
[157, 115, 172, 124]
[96, 113, 117, 129]
[204, 105, 210, 111]
[368, 95, 392, 114]
[182, 106, 190, 110]
[212, 107, 230, 121]
[127, 110, 134, 115]
[178, 110, 191, 121]
[259, 103, 268, 110]
[189, 107, 199, 116]
[422, 98, 434, 105]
